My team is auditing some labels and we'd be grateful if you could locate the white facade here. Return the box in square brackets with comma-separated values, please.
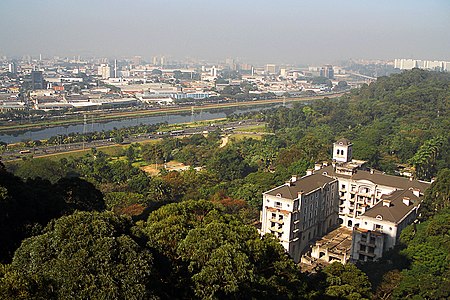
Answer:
[261, 174, 339, 262]
[350, 189, 421, 262]
[97, 64, 113, 79]
[395, 58, 450, 71]
[333, 138, 353, 163]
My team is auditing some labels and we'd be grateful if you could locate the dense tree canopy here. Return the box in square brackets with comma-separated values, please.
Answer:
[1, 211, 156, 300]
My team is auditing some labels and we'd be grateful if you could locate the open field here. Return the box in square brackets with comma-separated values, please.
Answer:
[237, 124, 268, 133]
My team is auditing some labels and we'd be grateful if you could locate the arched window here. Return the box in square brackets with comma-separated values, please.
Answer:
[348, 220, 353, 227]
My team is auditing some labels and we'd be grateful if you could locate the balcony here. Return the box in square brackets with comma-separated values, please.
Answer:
[358, 250, 376, 257]
[360, 240, 376, 247]
[270, 227, 283, 233]
[269, 218, 284, 225]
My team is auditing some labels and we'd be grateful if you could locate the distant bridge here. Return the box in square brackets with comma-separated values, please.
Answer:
[347, 72, 377, 81]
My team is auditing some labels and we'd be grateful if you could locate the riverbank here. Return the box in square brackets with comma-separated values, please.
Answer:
[0, 93, 344, 134]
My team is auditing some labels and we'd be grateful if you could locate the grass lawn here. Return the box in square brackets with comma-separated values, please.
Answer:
[238, 124, 268, 133]
[229, 133, 263, 142]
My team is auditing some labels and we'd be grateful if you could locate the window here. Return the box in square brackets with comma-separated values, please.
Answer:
[342, 184, 346, 189]
[360, 245, 366, 252]
[368, 246, 375, 254]
[370, 237, 376, 244]
[278, 232, 282, 238]
[359, 254, 365, 261]
[271, 222, 275, 228]
[271, 213, 276, 219]
[336, 149, 340, 154]
[275, 201, 282, 208]
[278, 224, 282, 229]
[279, 215, 284, 221]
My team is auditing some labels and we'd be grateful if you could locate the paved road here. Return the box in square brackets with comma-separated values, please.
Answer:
[0, 120, 263, 161]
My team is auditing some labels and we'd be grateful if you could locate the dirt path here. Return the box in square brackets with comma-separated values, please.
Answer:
[219, 135, 229, 148]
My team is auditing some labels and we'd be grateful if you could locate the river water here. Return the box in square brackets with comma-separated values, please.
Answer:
[0, 104, 288, 144]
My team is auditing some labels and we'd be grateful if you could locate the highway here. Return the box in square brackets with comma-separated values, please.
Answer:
[0, 120, 263, 161]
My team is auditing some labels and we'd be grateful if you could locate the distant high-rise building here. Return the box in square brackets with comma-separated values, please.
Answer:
[320, 65, 334, 79]
[210, 66, 218, 77]
[265, 64, 277, 74]
[152, 56, 158, 66]
[113, 59, 118, 78]
[8, 62, 17, 74]
[160, 56, 165, 66]
[394, 58, 450, 71]
[97, 64, 113, 79]
[31, 71, 44, 90]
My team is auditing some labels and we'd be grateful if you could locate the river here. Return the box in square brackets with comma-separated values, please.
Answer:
[0, 104, 289, 144]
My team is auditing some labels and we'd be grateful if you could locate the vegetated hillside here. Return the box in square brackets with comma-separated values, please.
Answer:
[0, 69, 449, 299]
[263, 68, 450, 180]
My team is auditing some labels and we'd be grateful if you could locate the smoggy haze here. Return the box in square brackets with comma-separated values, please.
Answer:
[1, 0, 449, 64]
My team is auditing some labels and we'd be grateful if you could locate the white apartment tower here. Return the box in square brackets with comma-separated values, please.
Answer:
[97, 64, 113, 79]
[261, 174, 339, 262]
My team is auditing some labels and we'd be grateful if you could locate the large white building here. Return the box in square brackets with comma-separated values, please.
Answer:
[261, 174, 339, 262]
[261, 139, 430, 263]
[97, 64, 113, 79]
[350, 188, 421, 262]
[320, 139, 430, 229]
[394, 58, 450, 71]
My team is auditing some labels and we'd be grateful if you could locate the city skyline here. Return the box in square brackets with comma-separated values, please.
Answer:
[1, 0, 449, 64]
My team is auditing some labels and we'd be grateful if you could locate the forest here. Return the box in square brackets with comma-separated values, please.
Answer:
[0, 69, 449, 299]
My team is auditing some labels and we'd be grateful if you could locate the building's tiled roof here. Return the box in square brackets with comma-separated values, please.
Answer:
[265, 174, 336, 199]
[320, 165, 430, 192]
[362, 189, 420, 223]
[334, 138, 351, 146]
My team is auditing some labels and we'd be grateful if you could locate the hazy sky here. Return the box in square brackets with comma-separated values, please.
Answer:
[1, 0, 449, 64]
